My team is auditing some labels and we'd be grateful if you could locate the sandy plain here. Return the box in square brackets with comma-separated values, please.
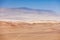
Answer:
[0, 21, 60, 40]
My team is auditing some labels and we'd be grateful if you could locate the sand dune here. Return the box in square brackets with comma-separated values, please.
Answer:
[0, 21, 60, 40]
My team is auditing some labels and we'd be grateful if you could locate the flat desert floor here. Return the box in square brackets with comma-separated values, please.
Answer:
[0, 21, 60, 40]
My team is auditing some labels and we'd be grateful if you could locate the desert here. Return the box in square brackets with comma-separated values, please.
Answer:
[0, 0, 60, 40]
[0, 21, 60, 40]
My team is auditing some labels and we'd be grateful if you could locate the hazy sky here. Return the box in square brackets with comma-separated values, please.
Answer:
[0, 0, 60, 14]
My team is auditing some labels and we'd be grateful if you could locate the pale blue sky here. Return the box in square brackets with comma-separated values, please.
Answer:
[0, 0, 60, 14]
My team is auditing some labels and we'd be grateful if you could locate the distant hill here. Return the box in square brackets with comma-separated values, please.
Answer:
[0, 7, 60, 22]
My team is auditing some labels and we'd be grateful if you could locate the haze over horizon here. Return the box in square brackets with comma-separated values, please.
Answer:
[0, 0, 60, 21]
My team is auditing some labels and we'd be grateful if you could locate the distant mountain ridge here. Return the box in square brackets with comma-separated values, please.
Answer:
[11, 7, 55, 13]
[0, 7, 60, 21]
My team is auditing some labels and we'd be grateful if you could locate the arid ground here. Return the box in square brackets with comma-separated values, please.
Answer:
[0, 21, 60, 40]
